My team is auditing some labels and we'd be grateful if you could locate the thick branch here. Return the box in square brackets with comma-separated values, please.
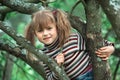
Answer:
[85, 0, 111, 80]
[0, 6, 12, 14]
[23, 0, 40, 3]
[113, 49, 120, 58]
[1, 0, 41, 14]
[70, 0, 82, 15]
[0, 6, 12, 20]
[0, 41, 46, 79]
[0, 21, 70, 80]
[98, 0, 120, 41]
[69, 15, 87, 38]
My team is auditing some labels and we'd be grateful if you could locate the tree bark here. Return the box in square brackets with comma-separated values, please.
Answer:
[85, 0, 111, 80]
[1, 0, 40, 14]
[98, 0, 120, 41]
[0, 0, 119, 80]
[0, 41, 46, 79]
[2, 54, 13, 80]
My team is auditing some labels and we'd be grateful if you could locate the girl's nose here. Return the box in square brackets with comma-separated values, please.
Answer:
[43, 29, 48, 35]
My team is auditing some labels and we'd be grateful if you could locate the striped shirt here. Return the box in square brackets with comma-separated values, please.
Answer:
[42, 32, 92, 80]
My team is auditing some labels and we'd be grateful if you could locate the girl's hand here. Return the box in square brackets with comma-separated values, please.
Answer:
[95, 46, 115, 60]
[55, 53, 65, 66]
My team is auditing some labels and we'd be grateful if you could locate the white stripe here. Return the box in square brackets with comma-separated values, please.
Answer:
[65, 51, 83, 65]
[78, 33, 86, 50]
[67, 55, 90, 77]
[66, 51, 86, 73]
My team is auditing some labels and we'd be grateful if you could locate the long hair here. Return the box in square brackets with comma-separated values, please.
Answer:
[25, 9, 72, 47]
[25, 23, 35, 45]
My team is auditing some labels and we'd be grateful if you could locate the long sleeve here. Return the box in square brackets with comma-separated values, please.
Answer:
[43, 64, 59, 80]
[42, 32, 92, 80]
[103, 40, 114, 46]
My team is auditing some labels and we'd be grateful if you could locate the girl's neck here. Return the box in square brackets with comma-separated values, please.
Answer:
[45, 36, 59, 50]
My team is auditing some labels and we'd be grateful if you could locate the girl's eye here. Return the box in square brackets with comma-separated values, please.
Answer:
[38, 29, 43, 32]
[47, 27, 52, 30]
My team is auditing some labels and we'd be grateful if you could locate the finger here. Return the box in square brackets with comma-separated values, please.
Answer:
[56, 57, 64, 65]
[99, 47, 107, 50]
[97, 50, 110, 54]
[97, 49, 108, 53]
[57, 60, 64, 66]
[57, 56, 64, 61]
[95, 51, 106, 55]
[97, 54, 108, 58]
[58, 53, 64, 56]
[96, 49, 102, 52]
[95, 51, 101, 54]
[58, 62, 62, 66]
[58, 62, 64, 66]
[56, 57, 64, 61]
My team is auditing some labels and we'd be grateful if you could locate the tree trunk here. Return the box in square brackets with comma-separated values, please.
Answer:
[85, 0, 111, 80]
[0, 0, 119, 80]
[98, 0, 120, 41]
[2, 54, 13, 80]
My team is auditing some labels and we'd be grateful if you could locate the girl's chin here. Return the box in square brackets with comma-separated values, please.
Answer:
[44, 42, 53, 45]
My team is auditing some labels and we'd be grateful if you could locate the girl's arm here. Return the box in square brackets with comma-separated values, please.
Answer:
[95, 40, 115, 60]
[43, 65, 59, 80]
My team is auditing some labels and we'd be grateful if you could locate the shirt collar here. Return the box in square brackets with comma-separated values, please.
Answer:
[44, 37, 59, 50]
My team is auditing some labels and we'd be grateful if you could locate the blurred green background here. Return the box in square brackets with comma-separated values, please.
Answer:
[0, 0, 119, 80]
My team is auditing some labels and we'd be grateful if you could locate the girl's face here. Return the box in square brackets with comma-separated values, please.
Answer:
[35, 22, 58, 45]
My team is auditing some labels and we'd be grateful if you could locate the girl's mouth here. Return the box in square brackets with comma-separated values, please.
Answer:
[43, 37, 51, 40]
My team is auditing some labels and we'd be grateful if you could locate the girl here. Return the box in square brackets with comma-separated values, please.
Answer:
[25, 9, 114, 80]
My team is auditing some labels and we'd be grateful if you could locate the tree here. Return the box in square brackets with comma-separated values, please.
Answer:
[0, 0, 120, 80]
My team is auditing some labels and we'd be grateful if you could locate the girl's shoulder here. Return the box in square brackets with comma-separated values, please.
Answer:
[66, 31, 86, 49]
[68, 31, 82, 39]
[65, 32, 81, 44]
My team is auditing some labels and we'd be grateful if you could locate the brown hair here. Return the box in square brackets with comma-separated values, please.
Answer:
[25, 9, 72, 47]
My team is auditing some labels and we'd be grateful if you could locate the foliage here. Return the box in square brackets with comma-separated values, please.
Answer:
[11, 59, 44, 80]
[0, 0, 119, 80]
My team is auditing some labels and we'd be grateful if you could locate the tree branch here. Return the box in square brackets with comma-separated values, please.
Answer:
[23, 0, 40, 3]
[0, 40, 47, 79]
[69, 15, 87, 38]
[85, 0, 111, 80]
[113, 49, 120, 58]
[113, 58, 120, 80]
[0, 6, 12, 14]
[0, 21, 70, 80]
[98, 0, 120, 41]
[1, 0, 41, 14]
[70, 0, 82, 15]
